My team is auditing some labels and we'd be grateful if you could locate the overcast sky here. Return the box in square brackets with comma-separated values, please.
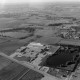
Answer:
[0, 0, 80, 6]
[0, 0, 80, 4]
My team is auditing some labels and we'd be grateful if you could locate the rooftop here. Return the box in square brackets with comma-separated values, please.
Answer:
[36, 37, 62, 45]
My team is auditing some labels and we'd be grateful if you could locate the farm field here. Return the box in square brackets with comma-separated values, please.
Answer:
[0, 40, 26, 55]
[0, 55, 12, 70]
[0, 55, 44, 80]
[0, 62, 29, 80]
[20, 69, 44, 80]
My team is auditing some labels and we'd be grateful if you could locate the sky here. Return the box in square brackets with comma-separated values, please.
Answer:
[0, 0, 80, 9]
[0, 0, 80, 4]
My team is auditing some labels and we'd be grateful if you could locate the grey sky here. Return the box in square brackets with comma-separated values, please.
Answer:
[0, 0, 80, 4]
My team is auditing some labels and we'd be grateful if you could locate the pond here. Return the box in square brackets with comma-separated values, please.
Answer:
[45, 47, 79, 68]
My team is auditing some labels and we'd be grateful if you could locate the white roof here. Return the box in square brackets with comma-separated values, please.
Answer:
[28, 42, 43, 47]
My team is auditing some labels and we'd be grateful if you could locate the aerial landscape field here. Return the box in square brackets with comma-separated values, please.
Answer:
[1, 1, 80, 80]
[0, 2, 80, 55]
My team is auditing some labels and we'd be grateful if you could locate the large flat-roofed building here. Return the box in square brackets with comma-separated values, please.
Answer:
[36, 37, 62, 45]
